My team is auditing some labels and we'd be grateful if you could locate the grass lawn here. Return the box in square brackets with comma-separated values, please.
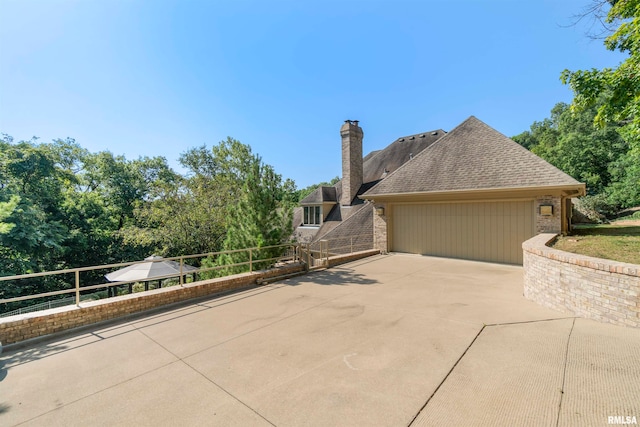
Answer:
[553, 224, 640, 265]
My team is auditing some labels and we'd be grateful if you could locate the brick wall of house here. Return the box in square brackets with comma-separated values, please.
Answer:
[535, 196, 562, 233]
[523, 233, 640, 328]
[340, 121, 363, 206]
[373, 203, 388, 253]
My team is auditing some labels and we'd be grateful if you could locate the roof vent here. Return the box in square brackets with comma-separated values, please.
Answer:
[419, 134, 425, 138]
[431, 131, 438, 135]
[399, 138, 405, 142]
[409, 136, 415, 140]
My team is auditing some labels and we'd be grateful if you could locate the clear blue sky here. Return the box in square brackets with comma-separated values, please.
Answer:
[0, 0, 627, 188]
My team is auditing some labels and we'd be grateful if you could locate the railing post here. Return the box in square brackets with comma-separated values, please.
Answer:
[351, 237, 353, 254]
[179, 256, 184, 286]
[249, 248, 253, 272]
[75, 270, 80, 306]
[326, 240, 329, 265]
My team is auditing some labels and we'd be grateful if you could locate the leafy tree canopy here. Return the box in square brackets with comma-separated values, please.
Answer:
[513, 101, 629, 196]
[561, 0, 639, 134]
[551, 0, 640, 209]
[0, 195, 20, 234]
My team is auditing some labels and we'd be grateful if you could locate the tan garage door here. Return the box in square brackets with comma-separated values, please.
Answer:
[392, 201, 535, 264]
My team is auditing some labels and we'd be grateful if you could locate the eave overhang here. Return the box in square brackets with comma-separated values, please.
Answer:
[300, 201, 338, 207]
[360, 183, 586, 203]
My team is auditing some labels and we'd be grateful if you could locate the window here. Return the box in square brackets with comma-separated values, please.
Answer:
[303, 206, 322, 226]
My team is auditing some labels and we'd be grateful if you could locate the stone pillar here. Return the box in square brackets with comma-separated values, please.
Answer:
[340, 120, 363, 206]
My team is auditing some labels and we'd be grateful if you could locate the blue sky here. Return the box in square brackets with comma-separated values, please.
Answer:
[0, 0, 627, 188]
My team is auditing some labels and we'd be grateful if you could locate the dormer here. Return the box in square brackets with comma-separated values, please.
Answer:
[299, 186, 337, 226]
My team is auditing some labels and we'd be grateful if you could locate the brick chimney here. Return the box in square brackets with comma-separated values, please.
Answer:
[340, 120, 363, 206]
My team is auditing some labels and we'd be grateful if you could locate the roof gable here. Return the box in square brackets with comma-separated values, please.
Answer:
[363, 116, 582, 196]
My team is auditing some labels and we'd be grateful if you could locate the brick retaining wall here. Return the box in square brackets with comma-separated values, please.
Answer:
[523, 233, 640, 328]
[328, 249, 380, 267]
[0, 250, 382, 347]
[0, 263, 305, 346]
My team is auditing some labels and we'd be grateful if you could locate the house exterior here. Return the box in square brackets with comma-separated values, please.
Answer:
[293, 120, 445, 251]
[294, 117, 585, 265]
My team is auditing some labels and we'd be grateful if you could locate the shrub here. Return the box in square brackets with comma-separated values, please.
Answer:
[574, 194, 620, 223]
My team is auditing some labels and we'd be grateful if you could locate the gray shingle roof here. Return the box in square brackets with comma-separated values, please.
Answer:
[313, 202, 373, 253]
[363, 116, 582, 196]
[300, 186, 338, 205]
[362, 129, 444, 183]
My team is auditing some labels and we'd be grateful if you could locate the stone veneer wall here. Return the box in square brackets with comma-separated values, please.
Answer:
[523, 233, 640, 328]
[535, 195, 562, 233]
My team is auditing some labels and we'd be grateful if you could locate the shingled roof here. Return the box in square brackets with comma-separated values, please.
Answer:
[300, 186, 338, 205]
[363, 116, 582, 197]
[362, 130, 445, 183]
[313, 201, 374, 253]
[294, 128, 444, 243]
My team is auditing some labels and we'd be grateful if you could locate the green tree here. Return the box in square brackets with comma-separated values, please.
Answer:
[513, 101, 628, 195]
[206, 141, 293, 276]
[0, 134, 178, 309]
[561, 0, 640, 207]
[0, 195, 20, 234]
[0, 137, 69, 269]
[122, 139, 243, 257]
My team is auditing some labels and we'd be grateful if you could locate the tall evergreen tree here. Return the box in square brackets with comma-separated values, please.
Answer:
[213, 150, 293, 275]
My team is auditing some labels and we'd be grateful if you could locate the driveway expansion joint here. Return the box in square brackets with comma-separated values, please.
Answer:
[408, 324, 487, 426]
[556, 317, 576, 427]
[135, 325, 278, 427]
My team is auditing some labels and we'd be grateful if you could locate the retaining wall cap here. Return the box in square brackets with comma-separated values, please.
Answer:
[523, 233, 640, 278]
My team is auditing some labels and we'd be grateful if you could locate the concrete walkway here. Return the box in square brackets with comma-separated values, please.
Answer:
[1, 254, 639, 426]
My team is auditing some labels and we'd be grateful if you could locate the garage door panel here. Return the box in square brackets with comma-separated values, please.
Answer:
[392, 201, 535, 265]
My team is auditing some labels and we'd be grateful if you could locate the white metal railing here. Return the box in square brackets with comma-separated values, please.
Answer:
[0, 243, 298, 313]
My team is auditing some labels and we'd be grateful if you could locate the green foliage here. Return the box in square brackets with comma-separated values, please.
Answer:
[0, 195, 20, 234]
[560, 0, 640, 207]
[513, 101, 628, 196]
[0, 132, 297, 311]
[561, 0, 639, 132]
[213, 142, 293, 276]
[0, 134, 176, 310]
[573, 194, 620, 223]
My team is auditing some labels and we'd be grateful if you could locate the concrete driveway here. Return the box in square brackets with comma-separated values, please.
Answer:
[1, 254, 639, 426]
